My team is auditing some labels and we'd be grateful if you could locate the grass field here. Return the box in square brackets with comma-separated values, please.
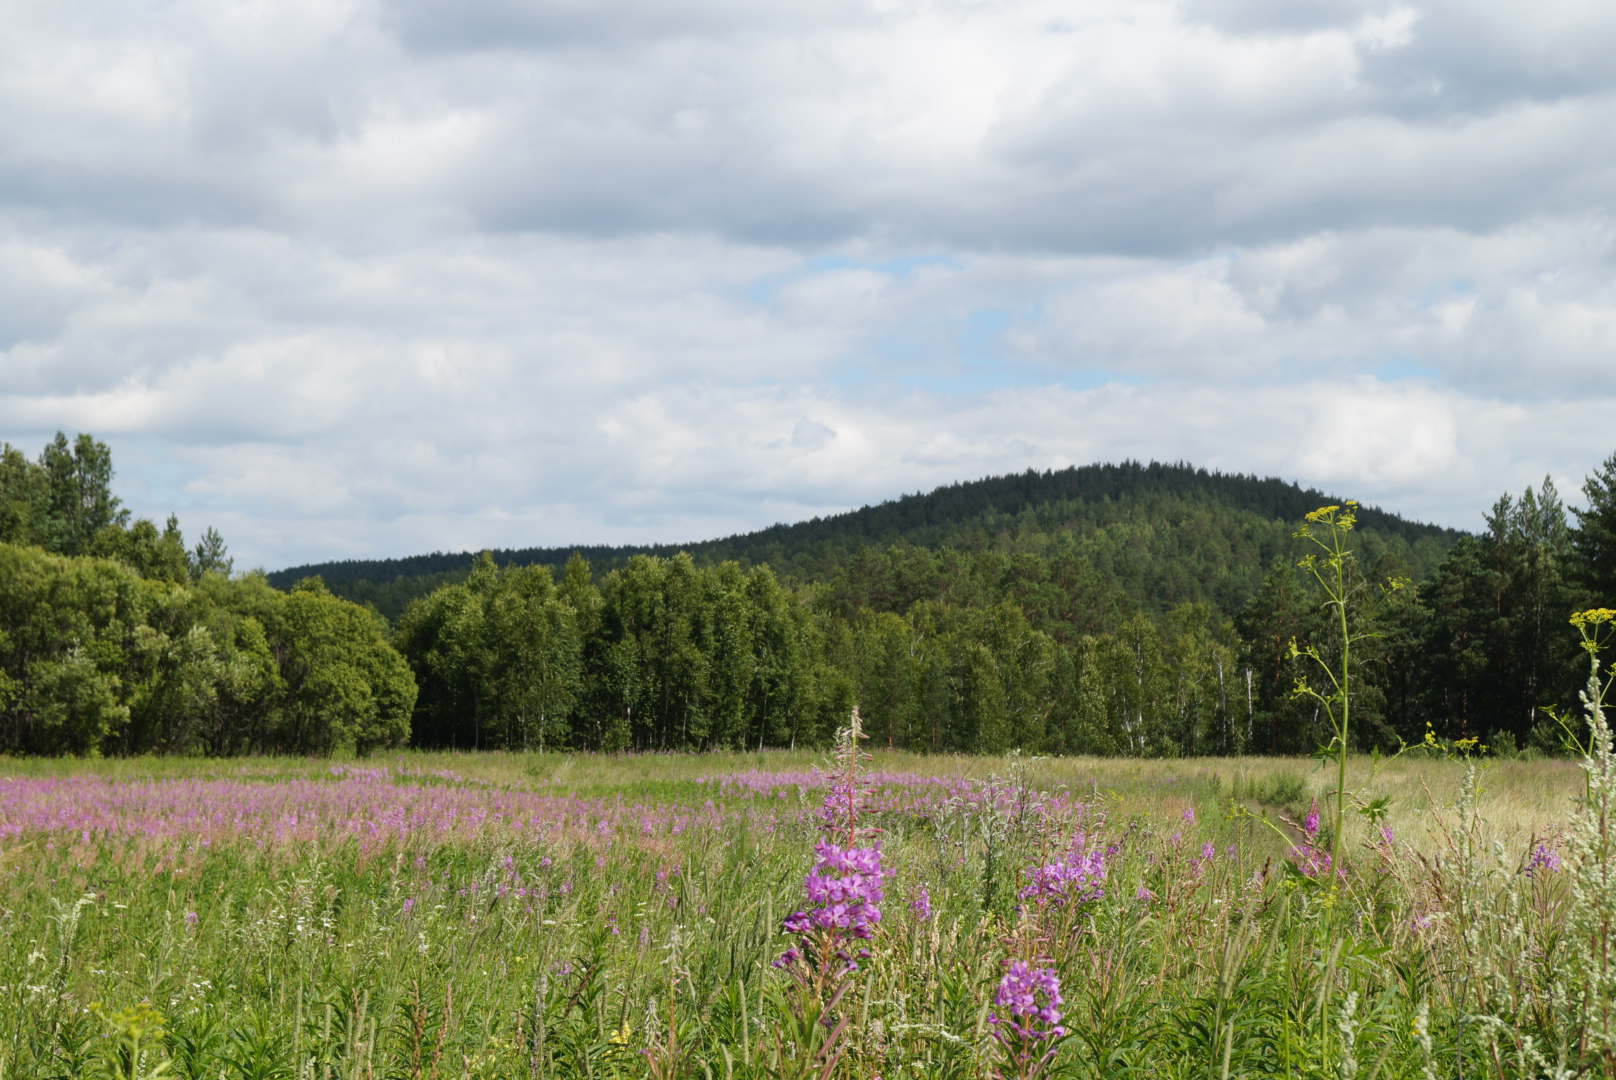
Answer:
[0, 741, 1606, 1078]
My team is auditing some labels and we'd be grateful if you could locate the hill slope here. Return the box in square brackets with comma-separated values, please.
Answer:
[268, 461, 1465, 621]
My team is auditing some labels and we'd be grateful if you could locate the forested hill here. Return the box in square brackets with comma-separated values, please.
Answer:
[268, 460, 1464, 620]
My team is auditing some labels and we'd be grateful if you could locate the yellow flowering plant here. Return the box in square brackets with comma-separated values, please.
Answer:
[1288, 502, 1401, 881]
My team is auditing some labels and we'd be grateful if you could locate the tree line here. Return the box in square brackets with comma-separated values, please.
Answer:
[2, 431, 1614, 757]
[392, 465, 1611, 757]
[0, 436, 413, 756]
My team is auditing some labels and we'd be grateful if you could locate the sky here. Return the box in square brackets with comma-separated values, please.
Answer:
[3, 0, 1615, 571]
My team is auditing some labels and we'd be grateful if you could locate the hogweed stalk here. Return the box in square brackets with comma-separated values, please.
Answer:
[1288, 502, 1394, 1073]
[1290, 501, 1374, 884]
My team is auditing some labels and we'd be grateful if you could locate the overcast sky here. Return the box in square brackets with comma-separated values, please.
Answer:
[3, 0, 1615, 570]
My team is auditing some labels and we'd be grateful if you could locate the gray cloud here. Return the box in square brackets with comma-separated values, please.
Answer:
[0, 0, 1613, 568]
[7, 0, 1614, 250]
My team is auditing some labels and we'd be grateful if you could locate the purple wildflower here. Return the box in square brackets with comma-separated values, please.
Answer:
[910, 885, 932, 922]
[797, 840, 886, 938]
[1200, 841, 1216, 862]
[995, 963, 1062, 1027]
[989, 961, 1065, 1043]
[183, 910, 198, 928]
[1292, 843, 1335, 880]
[1288, 797, 1342, 881]
[1019, 847, 1106, 907]
[989, 960, 1066, 1079]
[401, 898, 415, 916]
[1526, 843, 1561, 876]
[776, 710, 886, 976]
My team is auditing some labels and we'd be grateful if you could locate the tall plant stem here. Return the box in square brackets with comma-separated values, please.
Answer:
[1331, 541, 1350, 884]
[1292, 501, 1364, 889]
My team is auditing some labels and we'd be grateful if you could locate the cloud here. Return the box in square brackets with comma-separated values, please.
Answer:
[0, 0, 1612, 569]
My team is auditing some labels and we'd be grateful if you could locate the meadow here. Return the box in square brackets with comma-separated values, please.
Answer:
[1, 724, 1609, 1080]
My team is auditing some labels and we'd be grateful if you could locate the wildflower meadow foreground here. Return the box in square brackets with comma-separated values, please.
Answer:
[2, 617, 1615, 1078]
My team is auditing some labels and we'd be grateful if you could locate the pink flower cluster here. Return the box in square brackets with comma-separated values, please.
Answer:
[0, 773, 737, 850]
[991, 961, 1064, 1042]
[1526, 843, 1561, 876]
[783, 840, 885, 939]
[1290, 798, 1340, 880]
[698, 769, 1087, 827]
[701, 769, 961, 799]
[1018, 846, 1106, 906]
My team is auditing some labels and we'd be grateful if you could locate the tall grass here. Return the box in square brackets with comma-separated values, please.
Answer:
[0, 736, 1600, 1078]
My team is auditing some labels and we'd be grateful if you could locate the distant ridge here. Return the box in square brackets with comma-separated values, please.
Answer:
[268, 460, 1463, 611]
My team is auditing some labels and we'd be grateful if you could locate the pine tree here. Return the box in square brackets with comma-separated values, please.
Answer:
[191, 526, 233, 579]
[1573, 451, 1616, 607]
